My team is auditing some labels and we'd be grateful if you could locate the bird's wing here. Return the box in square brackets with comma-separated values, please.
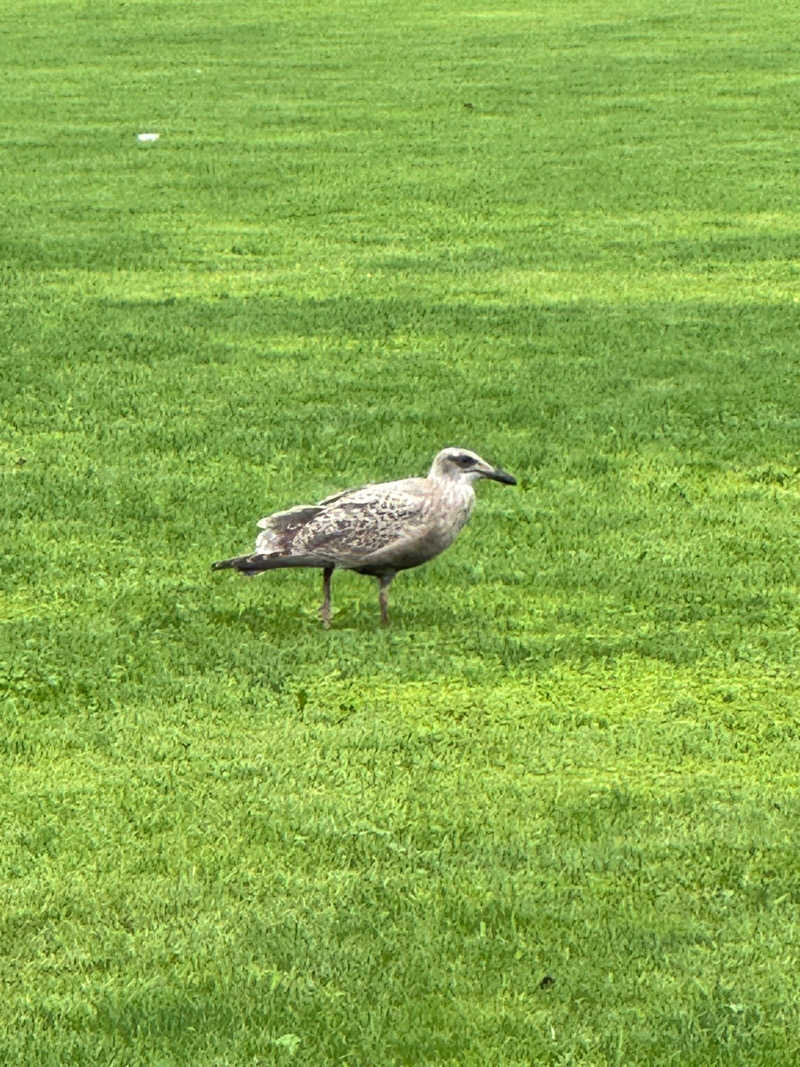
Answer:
[254, 503, 325, 554]
[295, 478, 432, 566]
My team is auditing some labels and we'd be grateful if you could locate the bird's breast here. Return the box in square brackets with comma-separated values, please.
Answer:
[437, 482, 475, 526]
[422, 483, 475, 549]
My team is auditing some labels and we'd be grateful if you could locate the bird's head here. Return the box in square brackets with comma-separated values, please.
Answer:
[429, 447, 517, 486]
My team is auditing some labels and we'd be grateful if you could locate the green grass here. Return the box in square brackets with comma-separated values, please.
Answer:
[2, 0, 799, 1063]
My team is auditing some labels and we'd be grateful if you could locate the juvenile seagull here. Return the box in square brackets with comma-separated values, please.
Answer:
[212, 447, 516, 627]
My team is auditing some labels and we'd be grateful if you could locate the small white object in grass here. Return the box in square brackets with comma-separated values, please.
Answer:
[136, 132, 160, 142]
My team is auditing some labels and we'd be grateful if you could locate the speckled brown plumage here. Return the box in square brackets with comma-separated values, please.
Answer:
[212, 447, 516, 626]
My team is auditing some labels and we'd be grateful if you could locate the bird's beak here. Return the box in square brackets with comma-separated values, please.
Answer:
[484, 466, 517, 486]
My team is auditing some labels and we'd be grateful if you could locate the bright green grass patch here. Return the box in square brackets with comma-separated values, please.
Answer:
[2, 0, 799, 1064]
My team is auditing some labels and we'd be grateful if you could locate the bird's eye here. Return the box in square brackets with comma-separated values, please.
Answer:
[457, 454, 474, 467]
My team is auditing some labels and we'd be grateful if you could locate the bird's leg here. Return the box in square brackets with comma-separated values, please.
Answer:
[319, 567, 333, 628]
[378, 574, 394, 626]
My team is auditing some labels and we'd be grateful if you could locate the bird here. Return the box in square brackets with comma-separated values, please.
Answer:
[212, 447, 516, 627]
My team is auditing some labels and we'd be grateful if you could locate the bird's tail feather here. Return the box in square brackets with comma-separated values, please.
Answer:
[211, 552, 324, 575]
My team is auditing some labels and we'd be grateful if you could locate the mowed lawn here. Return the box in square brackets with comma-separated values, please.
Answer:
[2, 0, 799, 1063]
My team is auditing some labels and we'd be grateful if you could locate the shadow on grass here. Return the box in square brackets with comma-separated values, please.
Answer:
[202, 593, 713, 673]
